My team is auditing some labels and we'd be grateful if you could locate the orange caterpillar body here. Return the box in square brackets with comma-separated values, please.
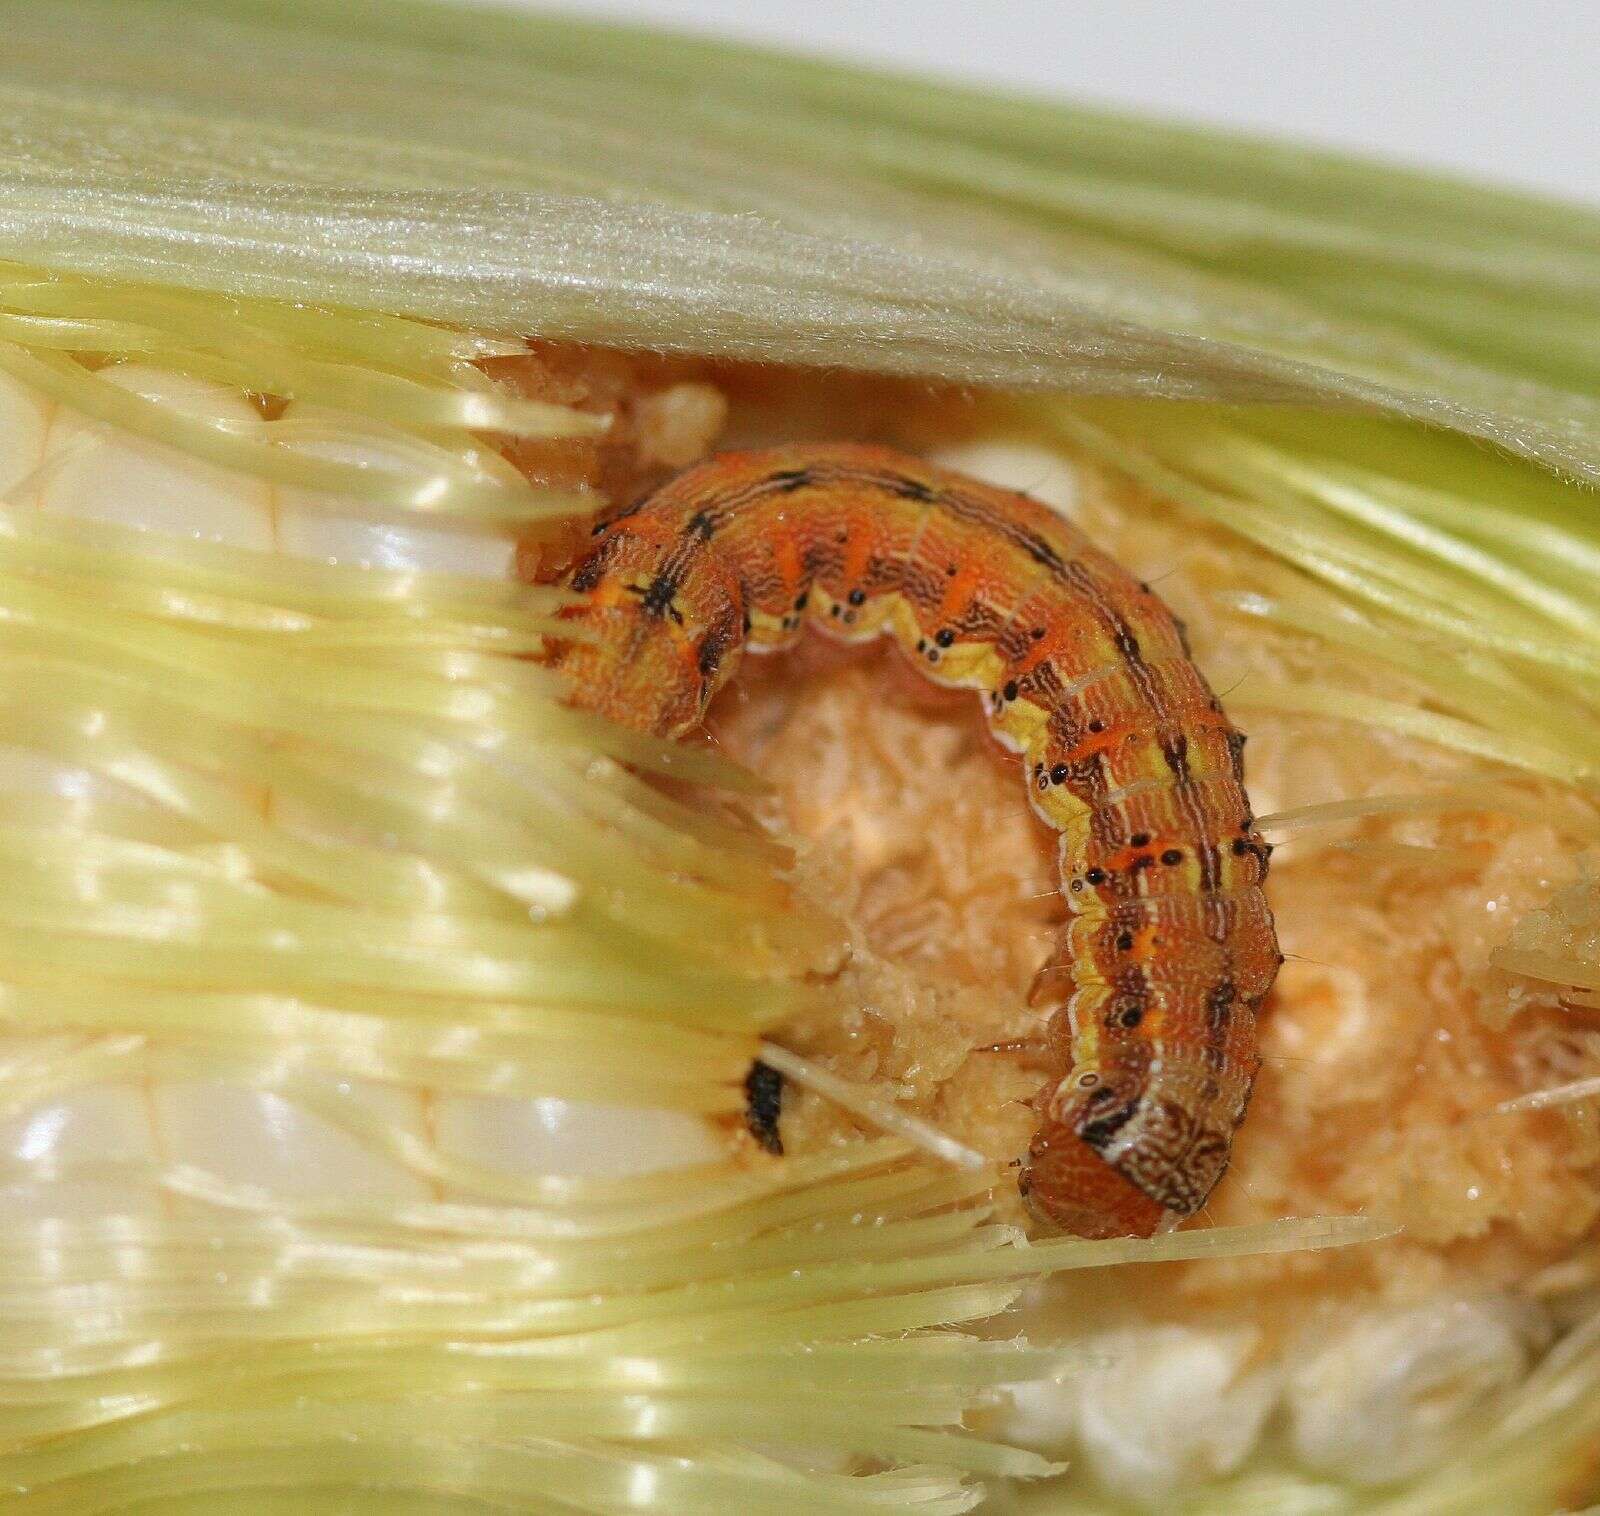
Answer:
[550, 444, 1279, 1238]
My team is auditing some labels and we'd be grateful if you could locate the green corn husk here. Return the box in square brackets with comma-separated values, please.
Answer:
[0, 1, 1597, 1512]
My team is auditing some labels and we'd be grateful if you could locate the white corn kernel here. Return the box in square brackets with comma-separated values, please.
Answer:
[1285, 1294, 1545, 1483]
[0, 368, 49, 503]
[154, 1079, 431, 1202]
[273, 408, 514, 575]
[434, 1093, 723, 1179]
[0, 1080, 163, 1221]
[41, 365, 275, 549]
[1001, 1324, 1278, 1509]
[926, 439, 1079, 514]
[634, 382, 729, 470]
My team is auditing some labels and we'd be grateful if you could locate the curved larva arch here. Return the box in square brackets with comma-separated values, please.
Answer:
[550, 442, 1282, 1238]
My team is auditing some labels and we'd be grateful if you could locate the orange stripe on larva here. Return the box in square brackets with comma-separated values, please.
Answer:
[545, 443, 1280, 1239]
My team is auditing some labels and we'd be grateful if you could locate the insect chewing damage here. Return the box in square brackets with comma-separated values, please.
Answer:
[543, 442, 1279, 1239]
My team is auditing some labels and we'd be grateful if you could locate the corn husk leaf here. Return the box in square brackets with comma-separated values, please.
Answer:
[6, 0, 1600, 485]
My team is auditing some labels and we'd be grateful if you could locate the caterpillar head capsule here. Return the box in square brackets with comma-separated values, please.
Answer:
[1020, 1057, 1168, 1239]
[1020, 1112, 1170, 1239]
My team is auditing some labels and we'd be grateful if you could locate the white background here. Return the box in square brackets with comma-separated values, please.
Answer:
[536, 0, 1600, 206]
